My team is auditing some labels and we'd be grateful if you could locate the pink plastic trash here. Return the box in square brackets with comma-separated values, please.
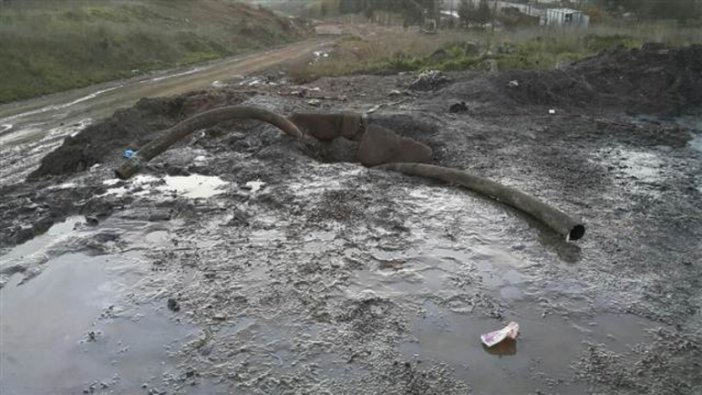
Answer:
[481, 321, 520, 347]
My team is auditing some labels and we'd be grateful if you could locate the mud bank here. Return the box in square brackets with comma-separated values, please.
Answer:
[1, 46, 701, 394]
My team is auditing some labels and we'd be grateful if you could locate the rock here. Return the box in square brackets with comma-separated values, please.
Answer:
[213, 313, 227, 321]
[388, 89, 403, 97]
[449, 102, 469, 113]
[508, 80, 520, 88]
[167, 298, 180, 312]
[358, 125, 433, 167]
[85, 215, 99, 226]
[306, 99, 321, 107]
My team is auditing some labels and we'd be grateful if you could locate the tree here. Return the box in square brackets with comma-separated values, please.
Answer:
[475, 0, 492, 24]
[458, 0, 475, 25]
[596, 0, 701, 21]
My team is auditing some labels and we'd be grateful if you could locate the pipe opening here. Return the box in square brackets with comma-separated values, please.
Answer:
[115, 170, 128, 180]
[569, 225, 586, 241]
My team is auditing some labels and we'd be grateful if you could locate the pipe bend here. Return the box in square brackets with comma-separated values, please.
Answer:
[115, 106, 301, 179]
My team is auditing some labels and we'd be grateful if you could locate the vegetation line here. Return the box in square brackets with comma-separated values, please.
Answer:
[0, 0, 309, 104]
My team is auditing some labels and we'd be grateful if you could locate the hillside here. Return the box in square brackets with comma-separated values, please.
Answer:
[0, 0, 310, 103]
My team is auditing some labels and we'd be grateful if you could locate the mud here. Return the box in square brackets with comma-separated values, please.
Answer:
[1, 45, 702, 394]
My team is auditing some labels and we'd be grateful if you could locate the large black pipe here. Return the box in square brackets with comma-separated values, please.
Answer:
[378, 163, 585, 241]
[115, 106, 302, 180]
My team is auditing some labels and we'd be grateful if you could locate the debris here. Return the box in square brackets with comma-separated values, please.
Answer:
[389, 89, 403, 97]
[366, 104, 382, 114]
[243, 180, 265, 193]
[409, 70, 449, 91]
[211, 80, 226, 89]
[549, 109, 556, 115]
[212, 313, 227, 321]
[123, 149, 136, 159]
[306, 99, 321, 107]
[449, 102, 469, 113]
[481, 321, 519, 347]
[167, 298, 180, 312]
[508, 80, 520, 88]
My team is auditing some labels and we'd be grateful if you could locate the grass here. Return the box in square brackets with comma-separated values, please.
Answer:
[0, 0, 309, 104]
[289, 22, 702, 83]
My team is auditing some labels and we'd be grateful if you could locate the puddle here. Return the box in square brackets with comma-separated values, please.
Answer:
[617, 150, 664, 183]
[105, 174, 229, 199]
[0, 215, 84, 264]
[399, 300, 655, 394]
[691, 134, 702, 154]
[349, 243, 531, 304]
[0, 253, 196, 394]
[47, 181, 78, 190]
[348, 237, 657, 392]
[302, 229, 339, 253]
[160, 175, 228, 198]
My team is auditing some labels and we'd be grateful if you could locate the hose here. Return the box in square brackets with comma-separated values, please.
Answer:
[378, 162, 585, 241]
[115, 106, 302, 179]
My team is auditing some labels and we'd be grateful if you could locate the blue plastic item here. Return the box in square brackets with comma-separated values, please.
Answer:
[123, 149, 136, 159]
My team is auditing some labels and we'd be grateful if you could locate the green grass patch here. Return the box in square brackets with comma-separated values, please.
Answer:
[290, 24, 700, 83]
[0, 0, 309, 104]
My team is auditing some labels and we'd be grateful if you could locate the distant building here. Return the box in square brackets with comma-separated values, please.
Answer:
[543, 8, 589, 28]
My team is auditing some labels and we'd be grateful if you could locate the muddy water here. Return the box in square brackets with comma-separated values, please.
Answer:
[351, 245, 656, 393]
[0, 227, 200, 394]
[0, 39, 330, 185]
[336, 178, 661, 393]
[103, 174, 229, 199]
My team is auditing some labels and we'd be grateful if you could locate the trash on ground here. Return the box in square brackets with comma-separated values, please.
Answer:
[243, 180, 265, 193]
[409, 70, 449, 91]
[549, 109, 556, 115]
[123, 149, 136, 159]
[481, 321, 519, 347]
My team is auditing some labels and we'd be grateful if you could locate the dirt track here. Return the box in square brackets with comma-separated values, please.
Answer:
[0, 37, 335, 185]
[1, 45, 701, 394]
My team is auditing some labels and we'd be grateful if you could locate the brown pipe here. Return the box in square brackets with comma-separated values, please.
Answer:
[288, 112, 366, 141]
[378, 163, 585, 241]
[115, 106, 302, 180]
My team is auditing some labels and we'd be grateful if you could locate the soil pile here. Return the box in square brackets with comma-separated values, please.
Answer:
[498, 44, 702, 114]
[29, 90, 250, 179]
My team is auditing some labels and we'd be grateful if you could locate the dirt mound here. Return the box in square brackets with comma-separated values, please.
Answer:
[29, 90, 250, 179]
[498, 44, 702, 114]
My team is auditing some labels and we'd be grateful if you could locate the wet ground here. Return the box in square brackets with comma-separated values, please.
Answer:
[1, 45, 702, 394]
